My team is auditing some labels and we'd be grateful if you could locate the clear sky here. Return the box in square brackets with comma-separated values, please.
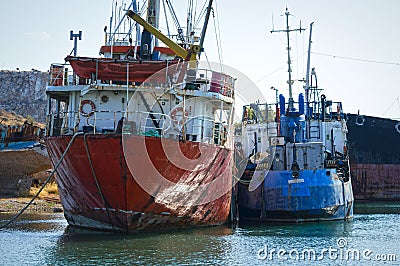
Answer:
[1, 0, 399, 119]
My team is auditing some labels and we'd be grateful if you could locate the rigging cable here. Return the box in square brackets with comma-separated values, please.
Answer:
[382, 97, 400, 117]
[215, 0, 223, 68]
[165, 0, 185, 43]
[161, 0, 171, 37]
[194, 1, 207, 28]
[113, 1, 117, 32]
[211, 3, 223, 72]
[398, 98, 400, 114]
[302, 27, 306, 88]
[311, 52, 400, 66]
[193, 0, 198, 27]
[187, 0, 194, 38]
[203, 51, 213, 74]
[126, 1, 148, 42]
[110, 1, 147, 42]
[296, 30, 299, 93]
[256, 51, 308, 83]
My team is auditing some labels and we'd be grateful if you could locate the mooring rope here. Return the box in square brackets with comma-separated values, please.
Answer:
[0, 132, 83, 230]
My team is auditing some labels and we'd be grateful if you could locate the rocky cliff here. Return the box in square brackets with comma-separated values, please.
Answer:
[0, 70, 49, 123]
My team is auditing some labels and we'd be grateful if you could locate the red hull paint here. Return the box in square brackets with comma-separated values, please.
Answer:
[351, 163, 400, 200]
[45, 134, 232, 231]
[66, 56, 180, 83]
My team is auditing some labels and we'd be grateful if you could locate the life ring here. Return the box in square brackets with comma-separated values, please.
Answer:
[395, 122, 400, 134]
[355, 115, 365, 126]
[80, 100, 96, 117]
[170, 107, 188, 125]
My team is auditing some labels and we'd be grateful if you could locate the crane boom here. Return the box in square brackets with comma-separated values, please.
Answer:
[126, 10, 198, 61]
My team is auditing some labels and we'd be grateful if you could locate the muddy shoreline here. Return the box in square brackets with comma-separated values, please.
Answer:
[0, 197, 63, 213]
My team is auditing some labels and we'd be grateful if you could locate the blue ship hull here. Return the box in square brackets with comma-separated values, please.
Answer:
[238, 169, 354, 222]
[0, 140, 37, 151]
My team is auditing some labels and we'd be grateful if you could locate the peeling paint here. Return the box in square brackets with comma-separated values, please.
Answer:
[46, 134, 232, 231]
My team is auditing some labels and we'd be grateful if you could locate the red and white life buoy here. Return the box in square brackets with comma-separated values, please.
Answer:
[80, 100, 96, 117]
[170, 107, 188, 125]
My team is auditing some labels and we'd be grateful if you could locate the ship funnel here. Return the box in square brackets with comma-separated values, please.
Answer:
[279, 94, 286, 116]
[298, 93, 305, 115]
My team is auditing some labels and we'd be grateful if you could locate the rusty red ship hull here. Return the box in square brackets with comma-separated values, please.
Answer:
[347, 114, 400, 201]
[45, 134, 232, 231]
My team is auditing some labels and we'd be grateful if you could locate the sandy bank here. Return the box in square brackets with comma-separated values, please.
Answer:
[0, 197, 63, 213]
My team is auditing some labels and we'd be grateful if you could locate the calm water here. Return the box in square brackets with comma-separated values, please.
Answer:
[0, 203, 399, 265]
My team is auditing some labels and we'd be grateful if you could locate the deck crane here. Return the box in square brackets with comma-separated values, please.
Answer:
[125, 0, 213, 62]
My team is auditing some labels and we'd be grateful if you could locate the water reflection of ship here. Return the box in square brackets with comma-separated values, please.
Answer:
[52, 225, 235, 264]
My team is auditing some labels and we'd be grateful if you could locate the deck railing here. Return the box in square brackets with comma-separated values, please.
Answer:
[48, 62, 234, 98]
[47, 110, 225, 145]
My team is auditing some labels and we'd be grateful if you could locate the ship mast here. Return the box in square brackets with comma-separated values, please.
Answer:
[147, 0, 160, 46]
[304, 22, 314, 113]
[304, 22, 314, 140]
[186, 0, 194, 43]
[198, 0, 213, 58]
[271, 8, 305, 110]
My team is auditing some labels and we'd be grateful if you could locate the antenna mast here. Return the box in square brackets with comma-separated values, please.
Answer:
[304, 22, 314, 109]
[304, 22, 314, 140]
[271, 8, 305, 110]
[187, 0, 194, 43]
[198, 0, 213, 58]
